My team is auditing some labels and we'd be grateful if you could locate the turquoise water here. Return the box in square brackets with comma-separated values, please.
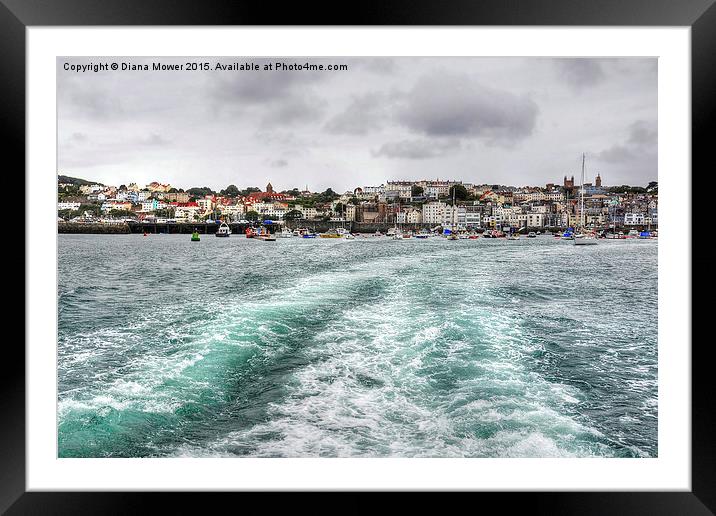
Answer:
[58, 234, 657, 458]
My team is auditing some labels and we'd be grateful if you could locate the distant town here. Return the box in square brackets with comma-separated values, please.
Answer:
[58, 174, 658, 231]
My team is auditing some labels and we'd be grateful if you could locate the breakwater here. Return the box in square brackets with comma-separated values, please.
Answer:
[58, 222, 131, 234]
[57, 220, 658, 235]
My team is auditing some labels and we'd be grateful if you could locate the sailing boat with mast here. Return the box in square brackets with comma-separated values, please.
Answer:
[446, 186, 459, 240]
[574, 153, 598, 246]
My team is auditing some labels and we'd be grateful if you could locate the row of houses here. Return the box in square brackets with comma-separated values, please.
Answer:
[59, 177, 657, 229]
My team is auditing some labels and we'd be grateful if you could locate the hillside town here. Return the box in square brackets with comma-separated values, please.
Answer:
[58, 175, 658, 231]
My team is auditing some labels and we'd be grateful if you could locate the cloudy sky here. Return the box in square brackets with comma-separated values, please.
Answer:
[58, 57, 657, 192]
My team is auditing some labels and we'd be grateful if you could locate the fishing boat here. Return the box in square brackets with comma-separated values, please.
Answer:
[278, 227, 293, 238]
[638, 230, 651, 239]
[191, 229, 201, 242]
[245, 227, 257, 238]
[319, 229, 342, 238]
[215, 221, 231, 237]
[574, 153, 598, 246]
[256, 226, 276, 241]
[302, 232, 317, 238]
[507, 234, 520, 240]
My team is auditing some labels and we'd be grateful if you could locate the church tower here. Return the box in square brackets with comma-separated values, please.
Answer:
[595, 173, 602, 187]
[266, 182, 274, 193]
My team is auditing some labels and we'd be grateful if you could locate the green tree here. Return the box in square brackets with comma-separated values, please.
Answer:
[448, 184, 468, 202]
[240, 187, 261, 197]
[221, 184, 240, 197]
[411, 185, 424, 197]
[79, 203, 101, 216]
[155, 208, 175, 218]
[316, 188, 339, 203]
[334, 202, 344, 216]
[187, 186, 214, 197]
[284, 209, 303, 221]
[245, 210, 260, 221]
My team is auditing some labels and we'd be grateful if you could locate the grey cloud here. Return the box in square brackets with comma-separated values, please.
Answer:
[628, 120, 657, 146]
[598, 145, 635, 163]
[211, 60, 329, 127]
[372, 138, 460, 159]
[140, 133, 170, 146]
[270, 159, 288, 168]
[556, 59, 606, 91]
[260, 94, 326, 127]
[356, 58, 397, 74]
[324, 92, 389, 135]
[598, 119, 657, 163]
[211, 59, 325, 105]
[396, 73, 538, 144]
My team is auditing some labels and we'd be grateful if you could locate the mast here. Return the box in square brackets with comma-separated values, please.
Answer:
[452, 185, 456, 231]
[580, 153, 585, 229]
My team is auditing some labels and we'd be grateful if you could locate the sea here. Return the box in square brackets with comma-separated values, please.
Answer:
[57, 233, 658, 458]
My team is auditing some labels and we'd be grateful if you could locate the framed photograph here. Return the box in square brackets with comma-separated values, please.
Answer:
[6, 0, 712, 512]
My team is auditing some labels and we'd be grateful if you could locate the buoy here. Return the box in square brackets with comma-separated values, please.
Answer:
[191, 230, 201, 242]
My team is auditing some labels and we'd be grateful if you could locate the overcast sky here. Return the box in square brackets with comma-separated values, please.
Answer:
[58, 57, 657, 192]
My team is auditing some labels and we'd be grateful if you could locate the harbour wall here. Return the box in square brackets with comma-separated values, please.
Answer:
[57, 221, 658, 235]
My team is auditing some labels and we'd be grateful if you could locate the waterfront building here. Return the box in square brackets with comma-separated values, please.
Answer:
[421, 201, 447, 224]
[58, 201, 82, 211]
[624, 212, 646, 225]
[141, 199, 160, 212]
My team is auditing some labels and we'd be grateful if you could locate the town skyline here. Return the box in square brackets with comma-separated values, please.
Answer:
[58, 57, 657, 192]
[57, 168, 648, 195]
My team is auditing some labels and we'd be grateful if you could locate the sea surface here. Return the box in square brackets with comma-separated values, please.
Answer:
[58, 233, 658, 458]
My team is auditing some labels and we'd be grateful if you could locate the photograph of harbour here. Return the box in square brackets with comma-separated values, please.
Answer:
[57, 57, 657, 458]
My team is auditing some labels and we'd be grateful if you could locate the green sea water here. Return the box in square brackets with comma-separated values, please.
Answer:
[57, 234, 657, 457]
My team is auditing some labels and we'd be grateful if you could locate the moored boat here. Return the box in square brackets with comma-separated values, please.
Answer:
[215, 221, 231, 237]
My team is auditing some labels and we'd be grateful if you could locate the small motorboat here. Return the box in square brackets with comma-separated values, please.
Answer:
[245, 227, 257, 238]
[215, 221, 231, 237]
[527, 232, 537, 238]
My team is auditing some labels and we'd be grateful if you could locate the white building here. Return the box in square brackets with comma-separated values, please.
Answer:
[624, 212, 646, 225]
[421, 201, 447, 224]
[58, 202, 81, 211]
[174, 206, 200, 222]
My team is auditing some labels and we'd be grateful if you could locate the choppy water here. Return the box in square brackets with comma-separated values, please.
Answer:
[58, 234, 657, 458]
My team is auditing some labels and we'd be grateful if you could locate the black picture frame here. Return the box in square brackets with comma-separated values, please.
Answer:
[3, 0, 712, 512]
